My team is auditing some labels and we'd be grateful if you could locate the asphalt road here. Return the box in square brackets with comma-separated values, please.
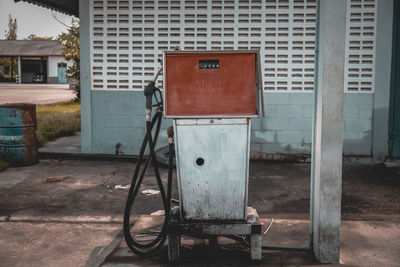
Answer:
[0, 83, 75, 104]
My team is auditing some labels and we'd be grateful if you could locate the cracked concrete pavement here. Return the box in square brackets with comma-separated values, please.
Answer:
[0, 159, 399, 266]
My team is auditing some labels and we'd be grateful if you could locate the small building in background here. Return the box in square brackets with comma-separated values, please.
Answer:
[0, 40, 71, 84]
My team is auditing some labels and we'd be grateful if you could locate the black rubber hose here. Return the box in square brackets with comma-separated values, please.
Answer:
[131, 115, 162, 204]
[123, 110, 173, 256]
[123, 112, 161, 251]
[126, 112, 160, 198]
[130, 112, 163, 218]
[123, 114, 165, 254]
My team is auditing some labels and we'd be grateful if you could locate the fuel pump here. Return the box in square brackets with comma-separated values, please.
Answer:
[123, 50, 263, 262]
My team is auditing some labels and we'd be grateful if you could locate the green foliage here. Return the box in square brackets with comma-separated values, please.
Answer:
[26, 34, 53, 40]
[36, 101, 81, 146]
[0, 159, 9, 172]
[1, 15, 18, 82]
[73, 83, 81, 100]
[5, 14, 17, 40]
[0, 57, 18, 82]
[58, 19, 80, 101]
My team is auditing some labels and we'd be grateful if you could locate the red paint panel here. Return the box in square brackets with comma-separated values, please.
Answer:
[165, 52, 257, 117]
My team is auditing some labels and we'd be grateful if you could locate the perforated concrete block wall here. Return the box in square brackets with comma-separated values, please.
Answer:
[87, 0, 377, 157]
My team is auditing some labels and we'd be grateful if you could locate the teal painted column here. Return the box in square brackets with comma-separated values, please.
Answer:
[79, 0, 92, 153]
[17, 56, 21, 84]
[311, 0, 346, 263]
[372, 0, 394, 161]
[388, 0, 400, 158]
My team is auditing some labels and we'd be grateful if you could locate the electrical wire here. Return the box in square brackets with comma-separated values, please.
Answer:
[51, 10, 73, 29]
[263, 218, 274, 235]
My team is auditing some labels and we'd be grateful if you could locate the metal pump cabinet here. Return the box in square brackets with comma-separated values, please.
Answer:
[174, 118, 250, 220]
[163, 50, 263, 261]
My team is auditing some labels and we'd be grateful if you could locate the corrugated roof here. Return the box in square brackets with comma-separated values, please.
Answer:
[14, 0, 79, 17]
[0, 40, 65, 56]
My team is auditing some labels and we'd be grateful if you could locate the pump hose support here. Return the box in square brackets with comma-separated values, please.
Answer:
[123, 68, 174, 256]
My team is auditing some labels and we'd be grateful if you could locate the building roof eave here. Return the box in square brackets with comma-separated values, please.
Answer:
[14, 0, 79, 17]
[0, 40, 65, 57]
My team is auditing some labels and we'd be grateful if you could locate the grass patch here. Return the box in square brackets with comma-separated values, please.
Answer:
[0, 159, 9, 172]
[36, 101, 81, 147]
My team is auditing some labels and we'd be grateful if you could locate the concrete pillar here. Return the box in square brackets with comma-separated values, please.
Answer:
[17, 56, 21, 84]
[79, 0, 92, 153]
[311, 0, 346, 263]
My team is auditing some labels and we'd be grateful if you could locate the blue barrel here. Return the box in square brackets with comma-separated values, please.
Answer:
[0, 103, 38, 166]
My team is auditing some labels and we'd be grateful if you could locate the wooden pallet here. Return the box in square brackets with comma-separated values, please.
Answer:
[167, 207, 262, 262]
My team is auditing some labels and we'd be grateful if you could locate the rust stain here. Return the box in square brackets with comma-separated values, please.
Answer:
[0, 103, 38, 166]
[45, 176, 71, 184]
[167, 126, 174, 136]
[165, 52, 258, 117]
[254, 153, 311, 163]
[21, 103, 38, 165]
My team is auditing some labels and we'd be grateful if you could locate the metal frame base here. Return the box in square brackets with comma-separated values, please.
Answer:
[167, 207, 262, 262]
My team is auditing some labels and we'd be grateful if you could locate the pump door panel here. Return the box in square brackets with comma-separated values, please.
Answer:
[174, 118, 250, 221]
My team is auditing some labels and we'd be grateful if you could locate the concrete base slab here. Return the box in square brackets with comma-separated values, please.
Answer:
[384, 159, 400, 167]
[340, 221, 400, 266]
[104, 215, 317, 266]
[0, 218, 397, 266]
[39, 132, 81, 154]
[101, 216, 400, 266]
[0, 221, 121, 267]
[166, 207, 262, 262]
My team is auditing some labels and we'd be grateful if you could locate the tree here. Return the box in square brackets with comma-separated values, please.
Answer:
[5, 14, 17, 40]
[26, 34, 53, 40]
[58, 19, 80, 101]
[1, 15, 17, 82]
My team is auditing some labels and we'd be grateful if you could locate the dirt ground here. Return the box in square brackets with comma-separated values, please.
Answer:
[0, 159, 399, 221]
[0, 159, 399, 266]
[248, 161, 400, 218]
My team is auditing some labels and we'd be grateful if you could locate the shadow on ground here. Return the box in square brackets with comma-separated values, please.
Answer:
[1, 160, 399, 220]
[0, 159, 399, 266]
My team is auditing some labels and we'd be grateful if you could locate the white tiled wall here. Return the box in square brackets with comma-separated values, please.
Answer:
[89, 0, 376, 93]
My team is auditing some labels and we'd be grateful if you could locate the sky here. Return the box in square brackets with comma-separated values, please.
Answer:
[0, 0, 75, 39]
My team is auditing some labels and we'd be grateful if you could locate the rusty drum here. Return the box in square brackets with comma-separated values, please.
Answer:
[0, 103, 38, 166]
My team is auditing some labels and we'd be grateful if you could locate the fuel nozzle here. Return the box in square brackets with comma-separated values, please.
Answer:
[144, 81, 157, 110]
[144, 67, 163, 118]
